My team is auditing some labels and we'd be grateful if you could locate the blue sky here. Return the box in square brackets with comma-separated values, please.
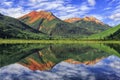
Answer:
[0, 0, 120, 26]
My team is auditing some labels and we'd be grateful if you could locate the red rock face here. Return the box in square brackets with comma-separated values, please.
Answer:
[64, 18, 82, 23]
[64, 57, 104, 65]
[64, 16, 104, 25]
[20, 58, 54, 71]
[20, 11, 55, 24]
[20, 10, 104, 25]
[83, 16, 104, 25]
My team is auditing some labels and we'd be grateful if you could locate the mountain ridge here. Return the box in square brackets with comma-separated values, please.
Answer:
[20, 11, 106, 25]
[64, 16, 104, 25]
[19, 10, 111, 39]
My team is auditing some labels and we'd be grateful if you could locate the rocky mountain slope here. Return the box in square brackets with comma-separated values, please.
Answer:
[19, 11, 111, 39]
[0, 13, 47, 39]
[65, 16, 110, 33]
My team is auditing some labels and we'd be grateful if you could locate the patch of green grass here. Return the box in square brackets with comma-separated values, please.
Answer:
[89, 24, 120, 39]
[0, 39, 120, 44]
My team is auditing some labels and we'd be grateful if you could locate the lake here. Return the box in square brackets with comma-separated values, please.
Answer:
[0, 43, 120, 80]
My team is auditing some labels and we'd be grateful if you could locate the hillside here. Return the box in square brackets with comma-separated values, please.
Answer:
[65, 16, 110, 33]
[0, 13, 48, 39]
[19, 11, 62, 34]
[89, 24, 120, 40]
[19, 11, 110, 39]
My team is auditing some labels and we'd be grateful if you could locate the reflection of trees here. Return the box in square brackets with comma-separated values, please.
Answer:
[0, 44, 47, 67]
[20, 44, 116, 70]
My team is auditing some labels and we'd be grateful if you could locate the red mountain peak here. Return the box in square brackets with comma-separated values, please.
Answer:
[83, 16, 104, 25]
[20, 10, 55, 23]
[64, 17, 81, 23]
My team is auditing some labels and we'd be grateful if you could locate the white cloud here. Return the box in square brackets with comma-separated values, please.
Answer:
[109, 13, 120, 21]
[25, 0, 94, 20]
[3, 1, 13, 7]
[109, 2, 120, 21]
[80, 5, 91, 11]
[29, 0, 48, 3]
[108, 0, 116, 5]
[88, 0, 96, 6]
[0, 7, 30, 18]
[111, 0, 116, 2]
[107, 0, 120, 25]
[28, 0, 64, 10]
[107, 21, 120, 26]
[30, 0, 37, 3]
[89, 14, 104, 21]
[0, 0, 118, 26]
[59, 11, 85, 20]
[28, 0, 49, 6]
[0, 0, 95, 20]
[116, 5, 120, 9]
[54, 1, 94, 19]
[104, 7, 111, 10]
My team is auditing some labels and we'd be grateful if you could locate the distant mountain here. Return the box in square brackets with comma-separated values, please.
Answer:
[64, 16, 103, 25]
[65, 16, 110, 33]
[64, 18, 81, 23]
[82, 16, 104, 25]
[0, 13, 47, 39]
[19, 11, 111, 39]
[89, 24, 120, 40]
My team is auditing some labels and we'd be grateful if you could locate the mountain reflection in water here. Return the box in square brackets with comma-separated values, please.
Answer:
[0, 43, 120, 80]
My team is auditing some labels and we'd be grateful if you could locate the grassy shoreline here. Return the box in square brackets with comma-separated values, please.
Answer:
[0, 39, 120, 44]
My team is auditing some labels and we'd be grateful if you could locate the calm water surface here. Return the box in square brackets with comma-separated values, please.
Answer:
[0, 43, 120, 80]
